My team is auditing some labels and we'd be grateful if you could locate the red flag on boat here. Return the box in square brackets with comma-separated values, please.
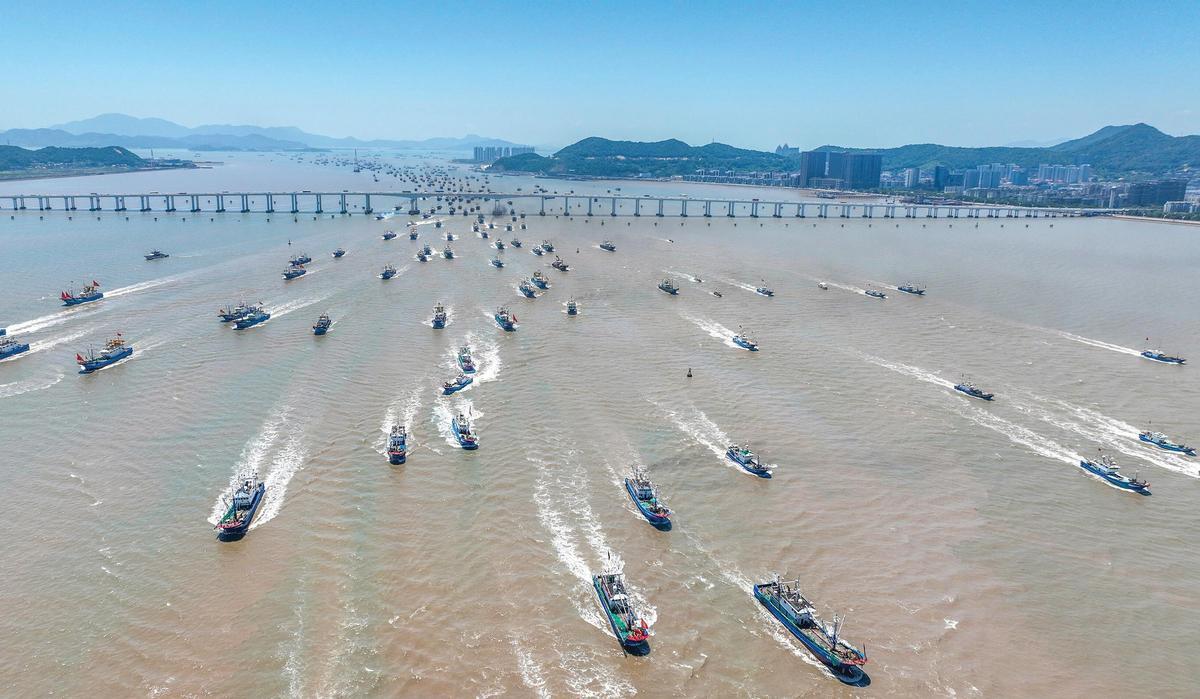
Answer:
[61, 291, 70, 300]
[512, 314, 518, 323]
[92, 280, 99, 287]
[75, 353, 84, 363]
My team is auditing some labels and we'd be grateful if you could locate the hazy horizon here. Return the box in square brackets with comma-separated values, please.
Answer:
[2, 1, 1198, 150]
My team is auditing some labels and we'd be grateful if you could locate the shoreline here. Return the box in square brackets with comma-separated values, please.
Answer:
[0, 164, 199, 183]
[1109, 214, 1200, 227]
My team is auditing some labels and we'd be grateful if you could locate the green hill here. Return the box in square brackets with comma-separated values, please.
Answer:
[0, 145, 146, 171]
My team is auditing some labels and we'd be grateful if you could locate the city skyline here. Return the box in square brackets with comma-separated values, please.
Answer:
[2, 0, 1197, 150]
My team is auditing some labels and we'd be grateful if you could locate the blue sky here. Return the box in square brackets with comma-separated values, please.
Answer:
[2, 0, 1197, 149]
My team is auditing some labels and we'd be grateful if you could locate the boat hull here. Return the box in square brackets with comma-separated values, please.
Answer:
[313, 326, 329, 335]
[495, 315, 515, 331]
[625, 479, 671, 530]
[592, 578, 651, 656]
[1138, 434, 1195, 456]
[235, 313, 271, 330]
[451, 422, 478, 449]
[1079, 461, 1151, 495]
[62, 292, 103, 307]
[442, 380, 472, 395]
[216, 484, 265, 542]
[1142, 352, 1185, 364]
[1, 343, 31, 360]
[659, 287, 678, 295]
[753, 586, 868, 685]
[388, 451, 407, 465]
[732, 337, 759, 351]
[727, 451, 771, 478]
[79, 346, 133, 373]
[954, 385, 993, 401]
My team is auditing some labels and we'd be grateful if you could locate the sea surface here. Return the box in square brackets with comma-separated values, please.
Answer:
[2, 155, 1199, 698]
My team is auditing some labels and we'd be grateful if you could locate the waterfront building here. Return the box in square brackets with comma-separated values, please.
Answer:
[904, 167, 921, 189]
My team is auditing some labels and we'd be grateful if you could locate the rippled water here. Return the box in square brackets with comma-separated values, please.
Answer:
[2, 157, 1199, 697]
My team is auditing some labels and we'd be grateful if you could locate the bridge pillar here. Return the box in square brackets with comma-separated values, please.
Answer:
[564, 196, 571, 215]
[842, 205, 851, 218]
[797, 203, 805, 218]
[264, 194, 274, 213]
[289, 193, 298, 214]
[340, 194, 348, 215]
[36, 196, 45, 211]
[656, 199, 664, 217]
[539, 197, 546, 216]
[587, 198, 593, 216]
[863, 205, 871, 218]
[773, 203, 782, 218]
[750, 201, 759, 218]
[363, 193, 372, 214]
[928, 207, 936, 218]
[315, 194, 323, 214]
[116, 196, 126, 212]
[9, 197, 16, 211]
[239, 194, 248, 213]
[705, 200, 712, 217]
[165, 195, 175, 212]
[726, 201, 735, 217]
[634, 199, 641, 216]
[611, 197, 617, 216]
[190, 195, 200, 212]
[681, 199, 687, 217]
[140, 195, 150, 212]
[410, 197, 420, 215]
[819, 204, 827, 218]
[216, 194, 225, 213]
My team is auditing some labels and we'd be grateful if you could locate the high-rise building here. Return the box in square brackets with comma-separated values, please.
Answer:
[904, 167, 921, 189]
[824, 152, 847, 181]
[963, 168, 980, 189]
[837, 153, 882, 190]
[932, 165, 949, 191]
[1079, 164, 1093, 182]
[775, 144, 800, 157]
[798, 151, 828, 187]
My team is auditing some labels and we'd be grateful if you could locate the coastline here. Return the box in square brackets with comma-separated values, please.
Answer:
[1109, 214, 1200, 227]
[0, 164, 199, 183]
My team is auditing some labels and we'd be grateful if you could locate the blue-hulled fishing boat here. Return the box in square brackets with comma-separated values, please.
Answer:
[624, 468, 672, 529]
[76, 333, 133, 373]
[592, 564, 651, 655]
[61, 281, 103, 306]
[754, 575, 869, 685]
[387, 425, 407, 464]
[726, 444, 771, 478]
[215, 476, 265, 541]
[451, 413, 478, 449]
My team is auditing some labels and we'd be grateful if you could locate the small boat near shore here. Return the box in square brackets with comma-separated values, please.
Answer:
[443, 245, 455, 259]
[592, 565, 651, 655]
[625, 468, 672, 529]
[532, 246, 545, 256]
[409, 228, 419, 240]
[144, 249, 169, 261]
[76, 333, 133, 373]
[312, 313, 332, 335]
[566, 299, 579, 316]
[552, 256, 570, 272]
[818, 281, 829, 290]
[753, 575, 869, 685]
[289, 253, 312, 266]
[541, 240, 555, 252]
[756, 284, 774, 297]
[727, 444, 771, 477]
[218, 302, 258, 323]
[387, 425, 407, 464]
[1079, 451, 1150, 495]
[491, 256, 505, 268]
[495, 239, 506, 250]
[215, 476, 266, 541]
[511, 238, 523, 248]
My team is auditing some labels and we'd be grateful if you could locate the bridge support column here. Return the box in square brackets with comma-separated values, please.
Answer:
[705, 200, 712, 217]
[681, 200, 687, 217]
[410, 197, 419, 215]
[239, 194, 248, 213]
[634, 199, 641, 216]
[315, 194, 323, 214]
[797, 203, 805, 218]
[140, 195, 150, 212]
[818, 204, 827, 218]
[264, 194, 274, 213]
[656, 199, 664, 217]
[539, 197, 546, 216]
[726, 201, 735, 217]
[774, 203, 782, 218]
[164, 195, 174, 212]
[587, 198, 593, 216]
[290, 193, 299, 214]
[116, 196, 126, 212]
[190, 195, 199, 212]
[363, 193, 371, 214]
[563, 196, 571, 215]
[340, 194, 348, 215]
[216, 195, 225, 213]
[863, 205, 872, 218]
[750, 201, 759, 218]
[610, 197, 617, 216]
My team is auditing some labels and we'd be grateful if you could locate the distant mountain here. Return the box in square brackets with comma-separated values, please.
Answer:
[0, 145, 144, 171]
[492, 137, 789, 177]
[0, 128, 310, 151]
[493, 125, 1200, 179]
[29, 113, 526, 151]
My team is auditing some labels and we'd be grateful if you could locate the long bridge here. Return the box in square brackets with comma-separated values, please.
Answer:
[5, 191, 1098, 219]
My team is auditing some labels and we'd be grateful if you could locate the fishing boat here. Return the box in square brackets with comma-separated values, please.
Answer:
[712, 290, 723, 298]
[480, 229, 488, 238]
[421, 243, 433, 256]
[332, 247, 346, 258]
[289, 253, 312, 266]
[61, 281, 103, 306]
[312, 313, 332, 335]
[432, 303, 447, 329]
[495, 306, 517, 331]
[510, 238, 523, 248]
[756, 284, 774, 297]
[624, 467, 672, 529]
[1141, 349, 1186, 364]
[491, 256, 505, 268]
[726, 444, 771, 477]
[532, 246, 545, 256]
[457, 346, 476, 373]
[218, 302, 257, 322]
[818, 281, 829, 290]
[144, 249, 169, 261]
[382, 230, 397, 240]
[531, 270, 550, 289]
[215, 476, 266, 541]
[445, 232, 455, 241]
[495, 240, 506, 250]
[732, 329, 759, 351]
[541, 240, 555, 252]
[953, 380, 994, 401]
[897, 283, 925, 296]
[387, 425, 407, 464]
[380, 264, 397, 280]
[600, 240, 616, 252]
[442, 374, 473, 395]
[76, 333, 133, 373]
[443, 245, 454, 259]
[1078, 451, 1151, 495]
[282, 265, 306, 280]
[567, 299, 579, 316]
[864, 288, 887, 299]
[519, 280, 538, 298]
[1139, 430, 1196, 456]
[234, 308, 271, 330]
[416, 250, 429, 262]
[409, 228, 419, 240]
[552, 256, 570, 272]
[592, 565, 651, 655]
[0, 337, 31, 360]
[0, 328, 5, 337]
[658, 279, 679, 295]
[753, 575, 869, 684]
[451, 413, 479, 449]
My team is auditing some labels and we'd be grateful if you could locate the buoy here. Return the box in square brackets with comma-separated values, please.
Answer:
[686, 368, 693, 378]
